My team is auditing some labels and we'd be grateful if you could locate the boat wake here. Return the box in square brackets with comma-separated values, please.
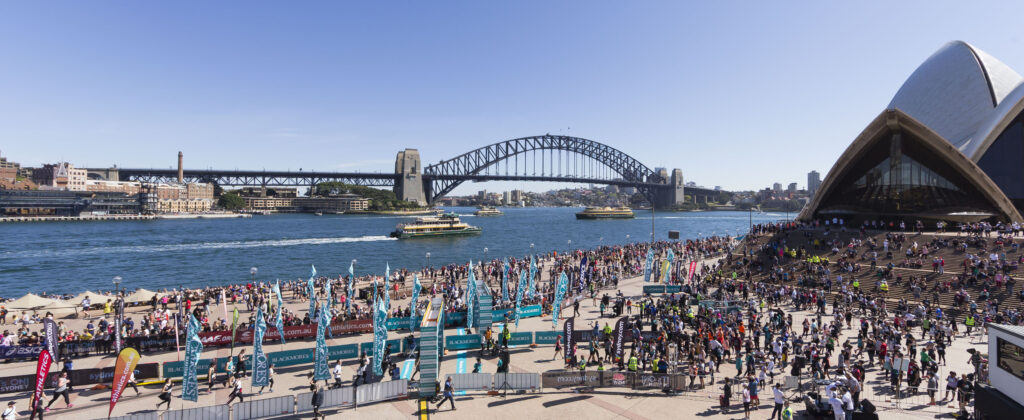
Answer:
[2, 235, 397, 258]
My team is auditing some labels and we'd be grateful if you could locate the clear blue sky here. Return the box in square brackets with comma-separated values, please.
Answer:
[3, 2, 1024, 193]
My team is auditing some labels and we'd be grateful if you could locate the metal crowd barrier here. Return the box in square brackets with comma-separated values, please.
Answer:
[355, 379, 409, 405]
[494, 372, 541, 391]
[232, 395, 294, 420]
[444, 373, 493, 391]
[162, 405, 230, 420]
[108, 412, 159, 420]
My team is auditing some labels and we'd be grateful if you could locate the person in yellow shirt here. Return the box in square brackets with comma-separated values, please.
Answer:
[103, 299, 112, 318]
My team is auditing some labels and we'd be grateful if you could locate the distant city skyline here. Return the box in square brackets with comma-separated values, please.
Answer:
[4, 2, 1024, 195]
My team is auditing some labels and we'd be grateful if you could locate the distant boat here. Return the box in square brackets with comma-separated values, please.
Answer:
[576, 206, 635, 220]
[390, 213, 482, 239]
[474, 206, 503, 216]
[314, 212, 323, 216]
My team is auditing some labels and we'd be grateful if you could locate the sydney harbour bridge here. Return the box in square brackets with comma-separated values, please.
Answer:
[111, 135, 717, 208]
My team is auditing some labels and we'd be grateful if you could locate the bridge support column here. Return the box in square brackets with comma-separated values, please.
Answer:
[394, 149, 427, 206]
[651, 168, 685, 209]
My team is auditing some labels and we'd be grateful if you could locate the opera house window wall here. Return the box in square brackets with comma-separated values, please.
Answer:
[799, 41, 1024, 224]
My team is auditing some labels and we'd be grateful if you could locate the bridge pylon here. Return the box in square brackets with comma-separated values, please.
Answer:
[651, 168, 685, 209]
[394, 149, 427, 206]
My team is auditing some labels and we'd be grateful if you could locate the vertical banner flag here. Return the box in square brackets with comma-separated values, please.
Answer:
[372, 297, 388, 376]
[613, 317, 627, 361]
[528, 255, 537, 300]
[174, 294, 184, 361]
[42, 318, 59, 363]
[31, 349, 52, 412]
[662, 248, 675, 283]
[552, 271, 569, 328]
[252, 307, 269, 387]
[114, 299, 124, 354]
[325, 277, 333, 309]
[466, 261, 477, 329]
[229, 308, 240, 353]
[273, 280, 286, 344]
[501, 259, 510, 302]
[687, 260, 698, 283]
[564, 317, 575, 359]
[182, 314, 203, 402]
[307, 265, 317, 318]
[347, 262, 355, 313]
[514, 271, 527, 327]
[384, 263, 391, 310]
[643, 248, 655, 283]
[108, 348, 140, 417]
[313, 302, 330, 381]
[410, 275, 421, 331]
[221, 289, 229, 322]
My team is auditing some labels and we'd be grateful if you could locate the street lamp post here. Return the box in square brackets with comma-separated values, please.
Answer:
[250, 267, 258, 284]
[112, 276, 122, 297]
[425, 252, 431, 277]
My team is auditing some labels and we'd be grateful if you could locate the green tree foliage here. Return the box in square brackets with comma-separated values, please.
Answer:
[218, 192, 245, 210]
[315, 182, 422, 210]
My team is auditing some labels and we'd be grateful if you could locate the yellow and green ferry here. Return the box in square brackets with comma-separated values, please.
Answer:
[474, 206, 503, 216]
[575, 206, 635, 220]
[390, 213, 482, 239]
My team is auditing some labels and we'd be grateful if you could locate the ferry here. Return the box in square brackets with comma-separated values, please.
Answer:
[474, 206, 503, 216]
[390, 213, 482, 239]
[575, 206, 635, 220]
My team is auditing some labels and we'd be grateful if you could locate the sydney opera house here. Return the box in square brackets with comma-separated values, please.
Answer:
[800, 41, 1024, 223]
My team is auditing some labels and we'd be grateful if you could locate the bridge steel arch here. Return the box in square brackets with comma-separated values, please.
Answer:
[422, 135, 665, 204]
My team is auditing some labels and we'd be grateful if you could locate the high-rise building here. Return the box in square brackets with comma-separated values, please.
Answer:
[807, 170, 821, 195]
[772, 182, 782, 192]
[787, 183, 797, 193]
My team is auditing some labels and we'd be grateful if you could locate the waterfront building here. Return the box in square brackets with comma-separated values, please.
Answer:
[772, 182, 782, 192]
[0, 151, 20, 182]
[31, 162, 87, 191]
[140, 182, 215, 214]
[787, 182, 797, 193]
[294, 195, 370, 212]
[807, 170, 821, 196]
[801, 41, 1024, 223]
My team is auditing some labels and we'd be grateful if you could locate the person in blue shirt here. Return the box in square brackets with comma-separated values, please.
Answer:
[472, 357, 482, 373]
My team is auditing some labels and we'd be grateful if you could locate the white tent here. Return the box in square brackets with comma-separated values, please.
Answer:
[6, 293, 59, 311]
[126, 288, 157, 303]
[70, 291, 112, 306]
[39, 300, 79, 316]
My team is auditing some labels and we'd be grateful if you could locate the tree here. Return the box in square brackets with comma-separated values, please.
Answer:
[218, 192, 245, 210]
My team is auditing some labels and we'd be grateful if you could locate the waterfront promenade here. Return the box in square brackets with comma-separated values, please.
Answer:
[0, 246, 986, 420]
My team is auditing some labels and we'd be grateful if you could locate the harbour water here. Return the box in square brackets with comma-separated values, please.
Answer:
[0, 208, 783, 296]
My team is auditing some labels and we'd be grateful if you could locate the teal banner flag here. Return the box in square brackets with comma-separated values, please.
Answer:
[384, 263, 391, 310]
[313, 301, 330, 381]
[410, 275, 421, 331]
[501, 258, 510, 302]
[252, 307, 269, 387]
[182, 314, 203, 402]
[528, 256, 537, 300]
[552, 271, 569, 328]
[347, 262, 355, 313]
[273, 280, 286, 344]
[308, 265, 317, 318]
[372, 297, 387, 376]
[515, 270, 527, 327]
[643, 248, 654, 282]
[466, 261, 477, 329]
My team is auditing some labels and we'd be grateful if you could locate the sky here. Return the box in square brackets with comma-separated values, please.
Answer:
[3, 2, 1024, 194]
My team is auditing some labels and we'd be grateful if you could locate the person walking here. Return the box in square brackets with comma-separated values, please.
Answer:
[771, 383, 785, 420]
[127, 372, 141, 396]
[435, 377, 456, 412]
[44, 372, 71, 411]
[553, 335, 563, 361]
[206, 360, 217, 392]
[2, 401, 15, 420]
[259, 364, 275, 395]
[156, 379, 172, 410]
[741, 383, 751, 419]
[332, 360, 344, 389]
[226, 376, 245, 405]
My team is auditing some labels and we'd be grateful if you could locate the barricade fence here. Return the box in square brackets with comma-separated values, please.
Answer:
[231, 395, 293, 420]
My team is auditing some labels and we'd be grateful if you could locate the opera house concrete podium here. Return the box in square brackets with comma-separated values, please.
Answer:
[800, 41, 1024, 223]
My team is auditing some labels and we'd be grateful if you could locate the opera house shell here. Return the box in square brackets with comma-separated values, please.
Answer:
[800, 41, 1024, 223]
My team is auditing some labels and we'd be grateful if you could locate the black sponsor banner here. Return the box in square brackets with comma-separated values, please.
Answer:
[540, 371, 686, 391]
[613, 317, 626, 362]
[0, 363, 159, 394]
[541, 371, 604, 388]
[42, 319, 59, 361]
[564, 318, 575, 358]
